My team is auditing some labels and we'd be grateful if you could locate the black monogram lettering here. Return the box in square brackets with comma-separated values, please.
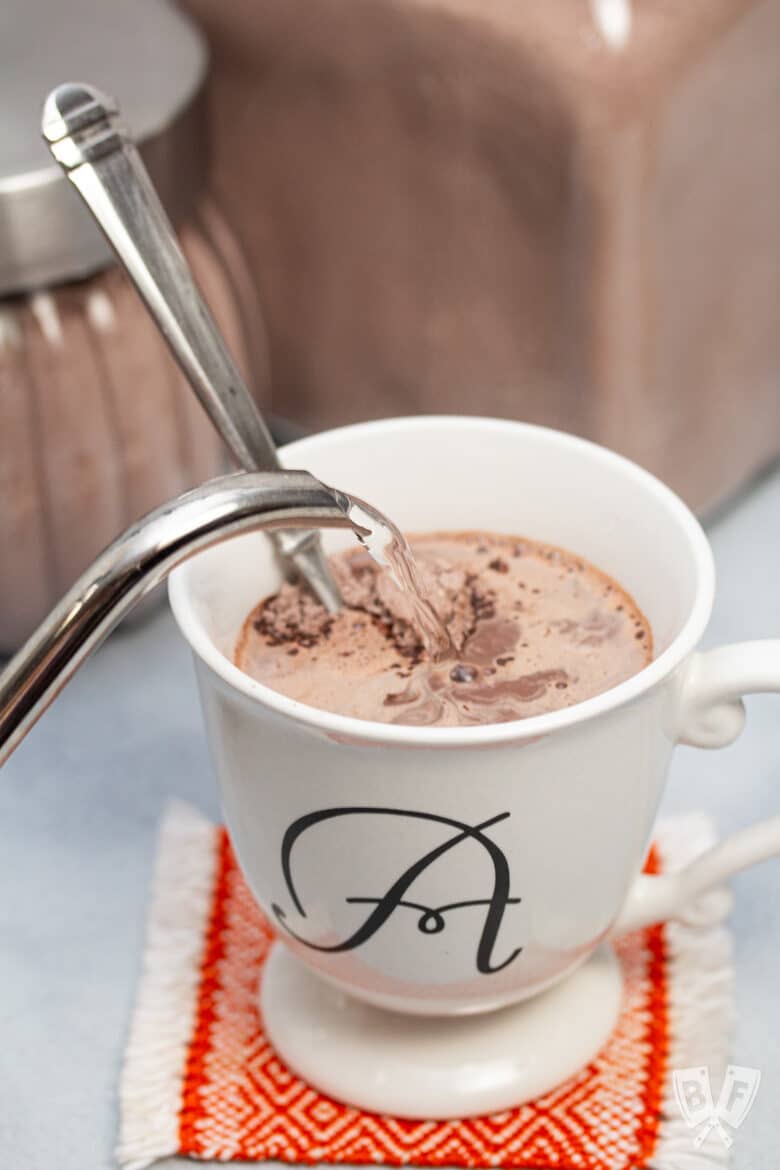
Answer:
[272, 807, 522, 974]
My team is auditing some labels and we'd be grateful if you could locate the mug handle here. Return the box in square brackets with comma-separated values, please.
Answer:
[611, 641, 780, 936]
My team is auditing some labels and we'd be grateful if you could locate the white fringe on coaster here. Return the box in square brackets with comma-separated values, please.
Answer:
[116, 804, 735, 1170]
[116, 801, 219, 1170]
[648, 814, 734, 1170]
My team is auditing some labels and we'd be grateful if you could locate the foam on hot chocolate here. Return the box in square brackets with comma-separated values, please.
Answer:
[235, 532, 652, 726]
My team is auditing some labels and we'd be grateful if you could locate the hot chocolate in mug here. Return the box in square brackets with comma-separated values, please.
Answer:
[169, 416, 780, 1117]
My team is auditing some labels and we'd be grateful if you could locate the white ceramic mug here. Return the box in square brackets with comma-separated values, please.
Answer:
[169, 417, 780, 1112]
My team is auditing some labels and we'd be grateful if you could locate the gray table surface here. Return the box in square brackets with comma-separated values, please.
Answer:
[2, 468, 779, 1170]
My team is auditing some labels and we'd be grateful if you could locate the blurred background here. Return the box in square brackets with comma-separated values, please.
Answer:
[1, 0, 779, 648]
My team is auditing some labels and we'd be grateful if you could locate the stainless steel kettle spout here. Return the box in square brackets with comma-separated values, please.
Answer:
[0, 471, 357, 766]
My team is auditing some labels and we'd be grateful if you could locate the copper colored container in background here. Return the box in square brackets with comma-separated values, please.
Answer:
[0, 0, 265, 652]
[185, 0, 780, 513]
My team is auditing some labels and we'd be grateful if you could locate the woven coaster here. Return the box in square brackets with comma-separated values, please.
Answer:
[118, 803, 734, 1170]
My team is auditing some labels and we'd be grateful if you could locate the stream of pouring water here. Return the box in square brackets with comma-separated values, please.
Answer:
[331, 489, 453, 660]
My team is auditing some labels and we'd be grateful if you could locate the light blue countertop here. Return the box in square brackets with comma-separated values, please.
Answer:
[1, 467, 779, 1170]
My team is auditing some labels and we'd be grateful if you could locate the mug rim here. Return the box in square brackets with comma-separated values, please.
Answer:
[169, 416, 715, 747]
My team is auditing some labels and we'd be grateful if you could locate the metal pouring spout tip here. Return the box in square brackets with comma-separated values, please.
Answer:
[0, 471, 359, 768]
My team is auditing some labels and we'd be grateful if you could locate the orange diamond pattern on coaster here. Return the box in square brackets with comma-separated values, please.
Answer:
[177, 829, 668, 1168]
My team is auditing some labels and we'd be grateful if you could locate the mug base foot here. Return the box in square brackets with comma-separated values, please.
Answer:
[260, 943, 623, 1119]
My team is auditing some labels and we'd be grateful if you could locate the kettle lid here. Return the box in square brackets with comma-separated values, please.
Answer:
[0, 0, 208, 295]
